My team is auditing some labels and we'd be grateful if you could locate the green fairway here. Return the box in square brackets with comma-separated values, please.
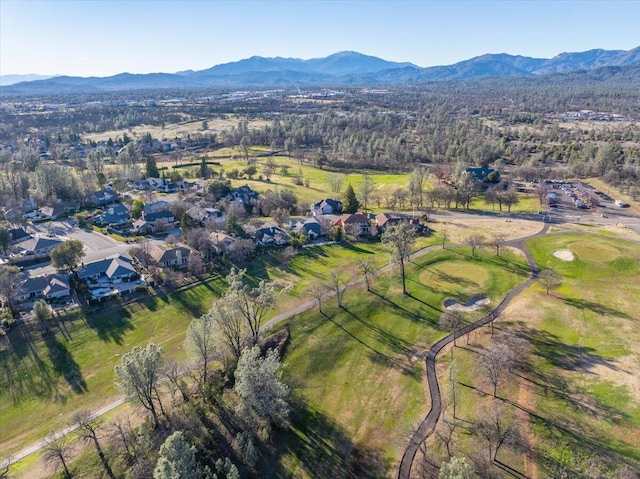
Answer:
[268, 247, 529, 477]
[511, 234, 640, 473]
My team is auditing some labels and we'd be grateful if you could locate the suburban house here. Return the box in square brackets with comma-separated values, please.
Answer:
[375, 212, 404, 232]
[292, 218, 323, 239]
[18, 273, 71, 302]
[141, 210, 175, 231]
[208, 232, 238, 255]
[131, 177, 194, 193]
[333, 213, 373, 237]
[254, 222, 290, 247]
[144, 200, 171, 214]
[93, 204, 131, 226]
[40, 201, 80, 220]
[186, 206, 225, 226]
[89, 188, 118, 207]
[9, 227, 30, 244]
[131, 177, 165, 191]
[147, 244, 192, 268]
[228, 185, 259, 206]
[17, 236, 64, 256]
[312, 198, 343, 216]
[77, 254, 138, 285]
[3, 198, 38, 220]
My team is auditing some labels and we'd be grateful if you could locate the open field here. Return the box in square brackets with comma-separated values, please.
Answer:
[82, 116, 269, 142]
[427, 232, 640, 477]
[267, 247, 529, 478]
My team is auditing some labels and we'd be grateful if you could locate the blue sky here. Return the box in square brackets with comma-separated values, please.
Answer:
[1, 0, 639, 76]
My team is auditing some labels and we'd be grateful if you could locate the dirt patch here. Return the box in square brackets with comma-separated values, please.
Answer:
[518, 381, 540, 479]
[444, 296, 490, 312]
[436, 217, 544, 243]
[553, 249, 575, 261]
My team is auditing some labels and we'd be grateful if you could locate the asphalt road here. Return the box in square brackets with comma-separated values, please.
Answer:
[24, 222, 163, 277]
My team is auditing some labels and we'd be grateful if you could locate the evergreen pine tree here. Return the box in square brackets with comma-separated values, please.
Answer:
[343, 183, 360, 213]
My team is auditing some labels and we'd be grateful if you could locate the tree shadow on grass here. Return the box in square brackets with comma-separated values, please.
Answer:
[512, 325, 631, 426]
[342, 307, 414, 356]
[515, 325, 621, 373]
[369, 289, 427, 322]
[43, 332, 87, 395]
[0, 325, 59, 404]
[563, 297, 632, 320]
[82, 303, 135, 345]
[265, 395, 389, 479]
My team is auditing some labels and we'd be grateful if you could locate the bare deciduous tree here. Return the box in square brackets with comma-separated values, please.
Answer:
[476, 341, 516, 398]
[185, 313, 219, 392]
[381, 221, 417, 295]
[474, 403, 519, 463]
[71, 410, 115, 479]
[464, 233, 485, 256]
[43, 433, 72, 479]
[309, 283, 328, 314]
[537, 269, 562, 295]
[439, 310, 465, 348]
[489, 232, 508, 256]
[436, 418, 459, 458]
[327, 271, 352, 308]
[358, 258, 375, 291]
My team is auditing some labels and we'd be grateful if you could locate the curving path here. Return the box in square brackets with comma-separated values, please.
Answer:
[397, 223, 548, 479]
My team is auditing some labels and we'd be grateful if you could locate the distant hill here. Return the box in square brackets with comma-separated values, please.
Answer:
[0, 74, 59, 86]
[1, 47, 639, 95]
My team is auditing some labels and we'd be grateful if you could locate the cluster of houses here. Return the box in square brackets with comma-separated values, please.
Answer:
[5, 178, 425, 312]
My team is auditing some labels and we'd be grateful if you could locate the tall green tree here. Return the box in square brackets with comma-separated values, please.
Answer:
[234, 346, 290, 428]
[0, 226, 11, 256]
[154, 431, 201, 479]
[131, 198, 145, 219]
[438, 457, 475, 479]
[145, 155, 159, 178]
[381, 221, 416, 295]
[343, 183, 360, 214]
[50, 240, 84, 273]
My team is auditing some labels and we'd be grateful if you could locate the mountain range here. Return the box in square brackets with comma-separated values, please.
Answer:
[2, 47, 639, 95]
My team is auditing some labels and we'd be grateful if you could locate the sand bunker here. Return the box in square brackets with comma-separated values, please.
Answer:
[553, 249, 575, 261]
[444, 296, 490, 312]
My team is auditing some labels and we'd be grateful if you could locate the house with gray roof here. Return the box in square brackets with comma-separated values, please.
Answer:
[18, 273, 71, 302]
[40, 201, 80, 220]
[89, 188, 118, 207]
[312, 198, 342, 216]
[148, 244, 192, 268]
[292, 218, 323, 239]
[93, 204, 131, 226]
[255, 222, 290, 247]
[9, 227, 30, 244]
[77, 254, 138, 284]
[18, 236, 64, 256]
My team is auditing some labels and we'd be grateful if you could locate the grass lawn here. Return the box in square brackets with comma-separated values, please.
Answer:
[266, 246, 529, 478]
[497, 233, 640, 474]
[419, 232, 640, 477]
[0, 238, 439, 460]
